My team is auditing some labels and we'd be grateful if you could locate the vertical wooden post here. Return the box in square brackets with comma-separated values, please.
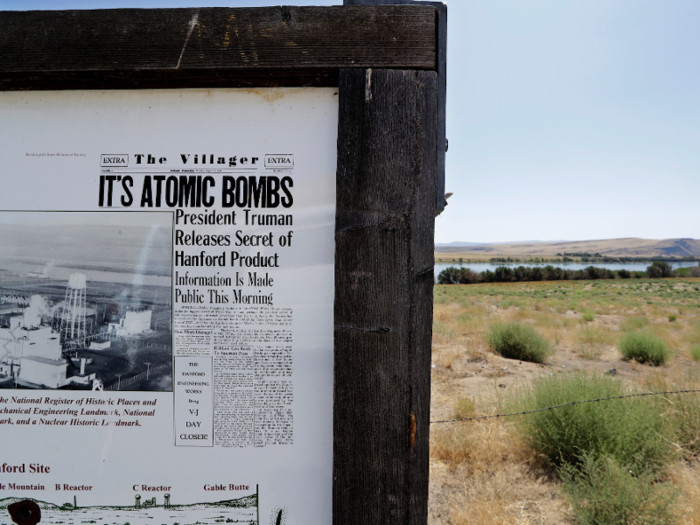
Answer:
[333, 68, 437, 525]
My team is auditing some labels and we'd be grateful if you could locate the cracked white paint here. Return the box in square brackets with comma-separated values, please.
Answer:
[176, 11, 199, 69]
[365, 68, 372, 103]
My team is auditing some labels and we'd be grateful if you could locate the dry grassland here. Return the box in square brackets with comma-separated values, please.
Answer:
[429, 278, 700, 524]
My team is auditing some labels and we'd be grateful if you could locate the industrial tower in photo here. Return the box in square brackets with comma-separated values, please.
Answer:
[61, 272, 87, 349]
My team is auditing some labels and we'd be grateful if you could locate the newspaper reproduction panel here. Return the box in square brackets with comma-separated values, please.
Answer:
[0, 88, 337, 525]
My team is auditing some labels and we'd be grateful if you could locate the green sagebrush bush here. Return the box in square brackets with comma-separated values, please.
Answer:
[486, 322, 551, 363]
[561, 454, 677, 525]
[619, 332, 671, 365]
[510, 373, 673, 471]
[581, 310, 595, 322]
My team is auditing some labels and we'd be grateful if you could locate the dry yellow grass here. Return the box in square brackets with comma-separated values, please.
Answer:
[575, 325, 616, 359]
[430, 419, 528, 473]
[430, 278, 700, 525]
[448, 467, 570, 525]
[449, 472, 522, 525]
[669, 463, 700, 525]
[436, 348, 462, 370]
[431, 425, 475, 466]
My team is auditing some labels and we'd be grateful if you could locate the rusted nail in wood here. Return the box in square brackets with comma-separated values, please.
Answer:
[409, 414, 416, 453]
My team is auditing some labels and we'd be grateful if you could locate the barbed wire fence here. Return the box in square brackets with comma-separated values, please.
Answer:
[430, 388, 700, 424]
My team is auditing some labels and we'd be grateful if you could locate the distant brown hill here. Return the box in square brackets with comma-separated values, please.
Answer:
[435, 238, 700, 258]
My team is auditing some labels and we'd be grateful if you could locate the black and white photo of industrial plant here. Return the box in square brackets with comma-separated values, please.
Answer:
[0, 211, 172, 391]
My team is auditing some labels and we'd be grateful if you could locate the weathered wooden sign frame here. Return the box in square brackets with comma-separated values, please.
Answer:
[0, 4, 444, 524]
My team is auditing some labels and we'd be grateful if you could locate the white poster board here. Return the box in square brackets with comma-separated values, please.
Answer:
[0, 88, 337, 525]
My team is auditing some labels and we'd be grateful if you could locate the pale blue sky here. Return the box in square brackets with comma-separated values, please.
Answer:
[3, 0, 698, 243]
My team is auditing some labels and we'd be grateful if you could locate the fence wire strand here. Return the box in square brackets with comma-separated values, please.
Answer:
[430, 388, 700, 424]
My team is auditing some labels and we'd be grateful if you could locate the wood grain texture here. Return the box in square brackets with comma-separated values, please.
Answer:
[334, 68, 437, 525]
[0, 6, 436, 90]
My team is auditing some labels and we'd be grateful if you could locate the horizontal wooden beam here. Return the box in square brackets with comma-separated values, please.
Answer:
[0, 6, 436, 90]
